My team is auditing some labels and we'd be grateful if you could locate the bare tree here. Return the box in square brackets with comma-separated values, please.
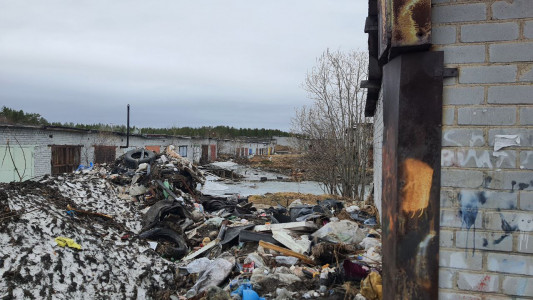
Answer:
[292, 49, 372, 200]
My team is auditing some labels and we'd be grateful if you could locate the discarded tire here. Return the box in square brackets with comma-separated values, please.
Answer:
[139, 227, 188, 260]
[124, 148, 156, 168]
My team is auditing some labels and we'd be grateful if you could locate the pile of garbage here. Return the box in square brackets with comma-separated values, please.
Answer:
[0, 145, 382, 299]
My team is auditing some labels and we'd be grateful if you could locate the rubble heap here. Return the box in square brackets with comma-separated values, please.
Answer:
[0, 146, 382, 300]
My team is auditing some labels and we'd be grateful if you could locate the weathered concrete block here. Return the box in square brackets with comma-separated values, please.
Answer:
[484, 170, 533, 191]
[433, 26, 456, 45]
[440, 230, 454, 248]
[461, 22, 519, 42]
[482, 190, 518, 209]
[490, 42, 533, 63]
[492, 0, 533, 20]
[458, 107, 516, 125]
[440, 249, 483, 270]
[456, 230, 513, 252]
[441, 209, 483, 229]
[443, 77, 456, 86]
[489, 128, 533, 147]
[459, 65, 517, 84]
[442, 149, 517, 169]
[443, 128, 485, 147]
[519, 66, 533, 82]
[488, 85, 533, 104]
[517, 232, 533, 253]
[482, 296, 516, 300]
[438, 292, 481, 300]
[432, 3, 487, 23]
[441, 188, 457, 208]
[520, 108, 533, 125]
[458, 189, 517, 210]
[520, 151, 533, 169]
[488, 253, 533, 275]
[457, 272, 499, 292]
[443, 86, 484, 105]
[491, 150, 517, 169]
[441, 45, 486, 64]
[439, 269, 455, 289]
[526, 21, 533, 39]
[441, 169, 484, 188]
[485, 211, 533, 231]
[443, 107, 455, 125]
[502, 276, 533, 296]
[520, 191, 533, 211]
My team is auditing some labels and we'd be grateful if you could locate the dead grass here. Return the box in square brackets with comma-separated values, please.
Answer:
[247, 154, 302, 170]
[248, 192, 348, 207]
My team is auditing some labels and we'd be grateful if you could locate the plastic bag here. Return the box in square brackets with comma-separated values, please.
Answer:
[311, 220, 365, 244]
[186, 255, 235, 297]
[186, 257, 213, 274]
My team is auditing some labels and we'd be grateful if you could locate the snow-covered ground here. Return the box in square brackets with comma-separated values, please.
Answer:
[0, 175, 178, 299]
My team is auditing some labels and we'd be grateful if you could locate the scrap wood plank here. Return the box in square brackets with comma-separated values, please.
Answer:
[182, 240, 217, 261]
[259, 241, 315, 265]
[254, 221, 317, 232]
[272, 229, 311, 254]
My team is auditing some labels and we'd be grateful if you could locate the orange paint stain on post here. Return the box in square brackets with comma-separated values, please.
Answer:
[400, 158, 433, 217]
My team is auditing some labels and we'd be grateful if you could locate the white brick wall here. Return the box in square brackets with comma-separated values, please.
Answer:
[373, 92, 383, 221]
[432, 0, 533, 297]
[0, 126, 217, 180]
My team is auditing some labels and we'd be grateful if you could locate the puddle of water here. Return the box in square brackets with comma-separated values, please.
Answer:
[201, 162, 371, 198]
[200, 177, 325, 197]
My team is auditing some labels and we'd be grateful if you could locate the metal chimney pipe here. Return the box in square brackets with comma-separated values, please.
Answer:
[121, 104, 130, 148]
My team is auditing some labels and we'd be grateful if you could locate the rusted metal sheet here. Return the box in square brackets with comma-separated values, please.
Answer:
[210, 145, 217, 162]
[200, 145, 209, 164]
[94, 145, 116, 164]
[391, 0, 431, 48]
[378, 0, 390, 59]
[145, 145, 160, 153]
[381, 51, 443, 299]
[51, 145, 81, 175]
[378, 0, 431, 61]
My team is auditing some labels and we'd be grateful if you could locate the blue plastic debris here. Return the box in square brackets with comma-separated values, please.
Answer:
[364, 217, 377, 226]
[230, 283, 265, 300]
[76, 162, 94, 171]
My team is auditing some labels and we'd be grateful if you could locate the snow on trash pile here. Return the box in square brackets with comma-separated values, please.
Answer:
[0, 177, 178, 299]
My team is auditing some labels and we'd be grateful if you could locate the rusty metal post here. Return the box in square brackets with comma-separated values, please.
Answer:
[381, 51, 443, 299]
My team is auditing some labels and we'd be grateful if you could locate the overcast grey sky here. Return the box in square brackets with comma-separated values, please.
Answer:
[0, 0, 366, 131]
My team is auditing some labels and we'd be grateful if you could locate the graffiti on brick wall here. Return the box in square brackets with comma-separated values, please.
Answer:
[511, 180, 533, 191]
[493, 213, 518, 245]
[443, 130, 484, 147]
[442, 149, 515, 169]
[458, 191, 484, 254]
[458, 189, 520, 252]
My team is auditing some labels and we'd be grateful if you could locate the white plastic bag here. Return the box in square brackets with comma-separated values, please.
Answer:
[311, 220, 365, 244]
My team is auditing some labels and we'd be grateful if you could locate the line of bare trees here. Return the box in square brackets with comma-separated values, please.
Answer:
[292, 49, 372, 200]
